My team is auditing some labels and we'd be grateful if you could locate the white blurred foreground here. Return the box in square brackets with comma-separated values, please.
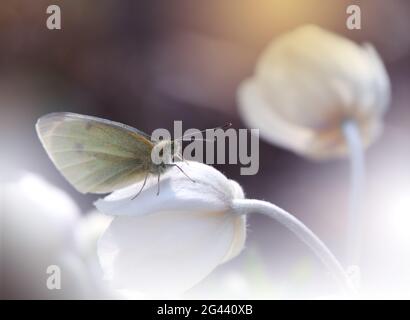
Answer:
[1, 173, 112, 299]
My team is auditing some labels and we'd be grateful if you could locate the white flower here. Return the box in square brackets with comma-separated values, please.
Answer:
[1, 173, 112, 299]
[94, 161, 247, 296]
[237, 25, 390, 159]
[95, 162, 356, 296]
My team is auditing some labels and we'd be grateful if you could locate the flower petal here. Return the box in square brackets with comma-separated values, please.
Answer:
[98, 209, 244, 295]
[95, 161, 243, 217]
[238, 79, 316, 156]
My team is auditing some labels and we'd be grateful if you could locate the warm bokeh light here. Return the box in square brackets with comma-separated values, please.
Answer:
[1, 0, 410, 300]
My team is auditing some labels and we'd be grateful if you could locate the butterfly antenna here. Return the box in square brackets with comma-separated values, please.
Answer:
[175, 122, 232, 141]
[176, 152, 190, 166]
[169, 163, 195, 183]
[185, 138, 215, 142]
[219, 122, 232, 130]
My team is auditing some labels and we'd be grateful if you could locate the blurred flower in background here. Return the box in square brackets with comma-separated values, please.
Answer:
[237, 25, 390, 159]
[237, 24, 392, 289]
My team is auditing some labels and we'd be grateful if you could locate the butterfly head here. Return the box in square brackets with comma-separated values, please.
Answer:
[151, 139, 181, 168]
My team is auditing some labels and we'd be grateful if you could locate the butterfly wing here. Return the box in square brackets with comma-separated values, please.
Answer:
[36, 112, 154, 194]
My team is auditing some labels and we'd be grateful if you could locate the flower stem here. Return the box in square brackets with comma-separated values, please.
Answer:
[232, 198, 356, 295]
[342, 120, 365, 270]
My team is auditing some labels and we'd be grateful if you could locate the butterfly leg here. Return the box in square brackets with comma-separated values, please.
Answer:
[156, 172, 161, 196]
[131, 173, 149, 200]
[168, 163, 196, 183]
[176, 152, 190, 166]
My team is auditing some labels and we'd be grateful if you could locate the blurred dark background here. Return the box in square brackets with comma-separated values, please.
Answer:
[1, 0, 410, 297]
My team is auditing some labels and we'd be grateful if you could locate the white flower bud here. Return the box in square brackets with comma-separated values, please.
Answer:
[94, 161, 247, 295]
[238, 25, 390, 159]
[96, 161, 356, 296]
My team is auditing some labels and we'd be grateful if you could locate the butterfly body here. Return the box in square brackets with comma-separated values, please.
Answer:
[36, 112, 181, 195]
